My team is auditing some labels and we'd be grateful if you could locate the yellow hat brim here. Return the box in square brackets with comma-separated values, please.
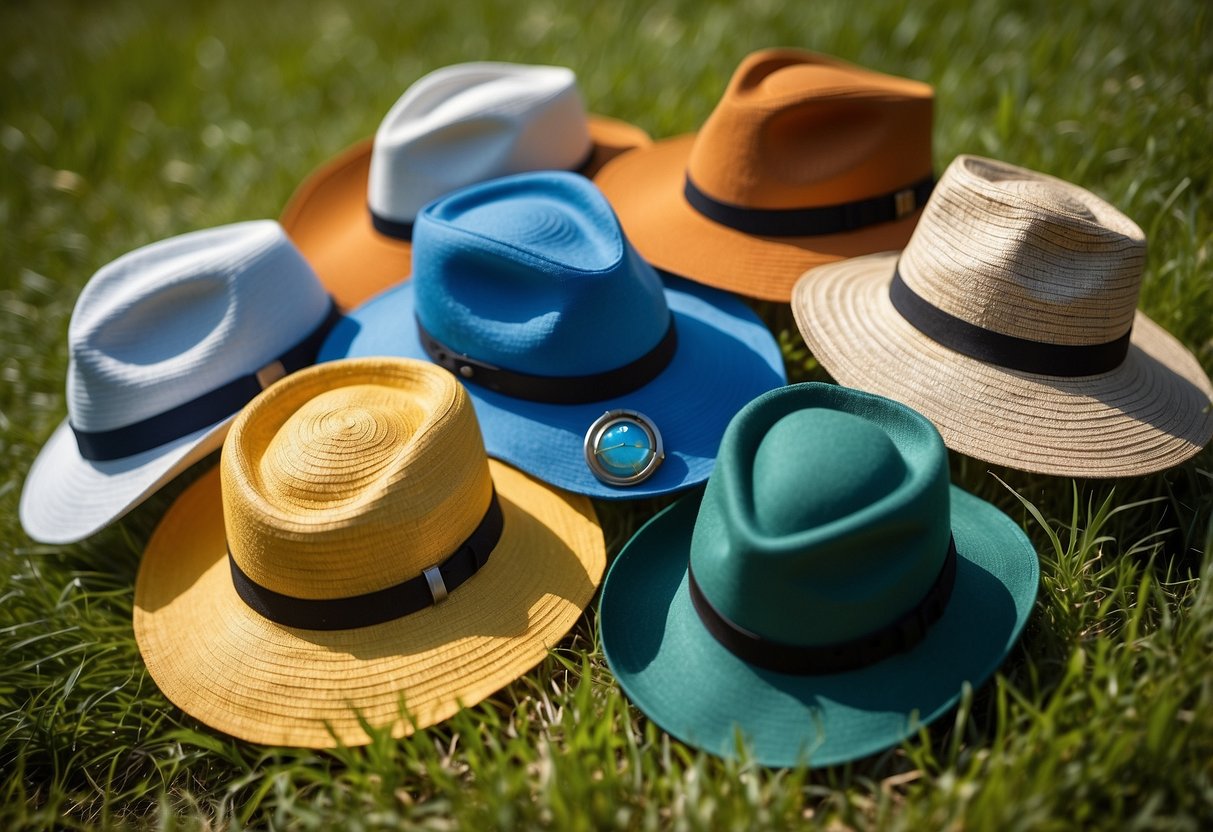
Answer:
[134, 459, 605, 748]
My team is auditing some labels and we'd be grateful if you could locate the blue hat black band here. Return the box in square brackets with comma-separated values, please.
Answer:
[888, 267, 1132, 376]
[70, 301, 343, 462]
[686, 536, 957, 675]
[228, 490, 503, 631]
[683, 173, 934, 238]
[417, 315, 678, 405]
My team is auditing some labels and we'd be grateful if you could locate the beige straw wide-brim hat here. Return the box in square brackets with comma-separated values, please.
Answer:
[134, 358, 605, 747]
[793, 155, 1213, 478]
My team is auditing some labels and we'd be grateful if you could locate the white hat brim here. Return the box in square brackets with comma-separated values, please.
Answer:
[792, 252, 1213, 477]
[19, 416, 231, 544]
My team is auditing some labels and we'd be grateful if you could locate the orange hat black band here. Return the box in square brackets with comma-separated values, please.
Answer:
[683, 173, 934, 237]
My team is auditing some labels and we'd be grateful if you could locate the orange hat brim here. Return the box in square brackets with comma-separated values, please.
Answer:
[280, 116, 650, 310]
[594, 135, 925, 303]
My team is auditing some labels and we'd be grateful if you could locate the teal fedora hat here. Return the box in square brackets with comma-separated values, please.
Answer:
[318, 170, 786, 499]
[599, 382, 1039, 767]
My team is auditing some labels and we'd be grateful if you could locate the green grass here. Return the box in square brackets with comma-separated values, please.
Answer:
[3, 0, 1213, 827]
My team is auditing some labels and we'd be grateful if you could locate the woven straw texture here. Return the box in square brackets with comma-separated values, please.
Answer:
[595, 48, 933, 301]
[792, 155, 1213, 477]
[134, 358, 605, 747]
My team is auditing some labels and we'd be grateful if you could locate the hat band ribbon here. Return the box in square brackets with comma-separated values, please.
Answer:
[687, 536, 957, 675]
[370, 143, 598, 242]
[70, 301, 343, 462]
[417, 316, 678, 404]
[683, 173, 934, 237]
[889, 268, 1132, 376]
[228, 490, 504, 630]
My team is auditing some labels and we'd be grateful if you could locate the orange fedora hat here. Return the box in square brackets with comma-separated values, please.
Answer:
[595, 49, 934, 302]
[281, 62, 649, 309]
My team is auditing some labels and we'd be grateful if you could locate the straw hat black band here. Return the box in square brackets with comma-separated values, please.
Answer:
[683, 174, 934, 237]
[889, 268, 1132, 376]
[687, 536, 957, 675]
[228, 490, 503, 631]
[417, 315, 678, 404]
[70, 301, 342, 461]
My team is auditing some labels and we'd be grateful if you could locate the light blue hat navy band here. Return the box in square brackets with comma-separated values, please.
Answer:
[71, 301, 341, 461]
[319, 170, 786, 499]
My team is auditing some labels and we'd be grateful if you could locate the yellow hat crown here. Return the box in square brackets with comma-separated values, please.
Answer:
[221, 358, 494, 599]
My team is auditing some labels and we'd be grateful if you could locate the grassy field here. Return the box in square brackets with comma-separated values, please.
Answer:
[2, 0, 1212, 828]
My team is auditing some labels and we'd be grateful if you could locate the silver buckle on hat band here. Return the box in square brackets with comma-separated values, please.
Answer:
[423, 565, 449, 605]
[894, 188, 916, 219]
[255, 360, 287, 389]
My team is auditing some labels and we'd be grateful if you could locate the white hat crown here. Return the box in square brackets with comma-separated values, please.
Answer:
[367, 62, 594, 224]
[67, 220, 332, 433]
[898, 155, 1146, 346]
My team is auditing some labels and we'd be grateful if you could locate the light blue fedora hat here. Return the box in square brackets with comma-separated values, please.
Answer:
[318, 171, 786, 498]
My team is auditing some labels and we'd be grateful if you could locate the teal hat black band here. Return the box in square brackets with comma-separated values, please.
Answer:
[687, 535, 958, 675]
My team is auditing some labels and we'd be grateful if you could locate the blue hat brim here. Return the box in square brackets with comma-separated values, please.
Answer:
[598, 486, 1039, 767]
[319, 275, 786, 498]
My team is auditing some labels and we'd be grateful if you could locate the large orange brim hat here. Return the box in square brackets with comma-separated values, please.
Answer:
[595, 49, 934, 302]
[134, 358, 606, 747]
[281, 116, 649, 310]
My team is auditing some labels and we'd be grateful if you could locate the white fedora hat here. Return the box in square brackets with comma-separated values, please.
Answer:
[20, 220, 339, 544]
[279, 61, 650, 308]
[792, 155, 1213, 477]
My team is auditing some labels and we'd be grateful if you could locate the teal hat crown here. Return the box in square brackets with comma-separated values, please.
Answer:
[411, 170, 670, 378]
[690, 382, 952, 648]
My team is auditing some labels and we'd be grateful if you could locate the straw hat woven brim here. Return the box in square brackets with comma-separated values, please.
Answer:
[599, 486, 1038, 767]
[793, 252, 1213, 477]
[19, 415, 229, 545]
[134, 459, 605, 748]
[281, 116, 651, 310]
[594, 136, 923, 302]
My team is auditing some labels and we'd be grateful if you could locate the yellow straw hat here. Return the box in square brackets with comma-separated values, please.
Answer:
[134, 357, 605, 747]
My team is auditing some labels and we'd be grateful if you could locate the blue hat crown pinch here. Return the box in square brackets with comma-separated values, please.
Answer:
[412, 171, 671, 378]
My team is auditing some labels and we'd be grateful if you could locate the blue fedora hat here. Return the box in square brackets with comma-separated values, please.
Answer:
[318, 171, 786, 498]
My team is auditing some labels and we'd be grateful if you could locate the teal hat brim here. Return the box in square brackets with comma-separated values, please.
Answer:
[599, 486, 1038, 767]
[319, 275, 786, 499]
